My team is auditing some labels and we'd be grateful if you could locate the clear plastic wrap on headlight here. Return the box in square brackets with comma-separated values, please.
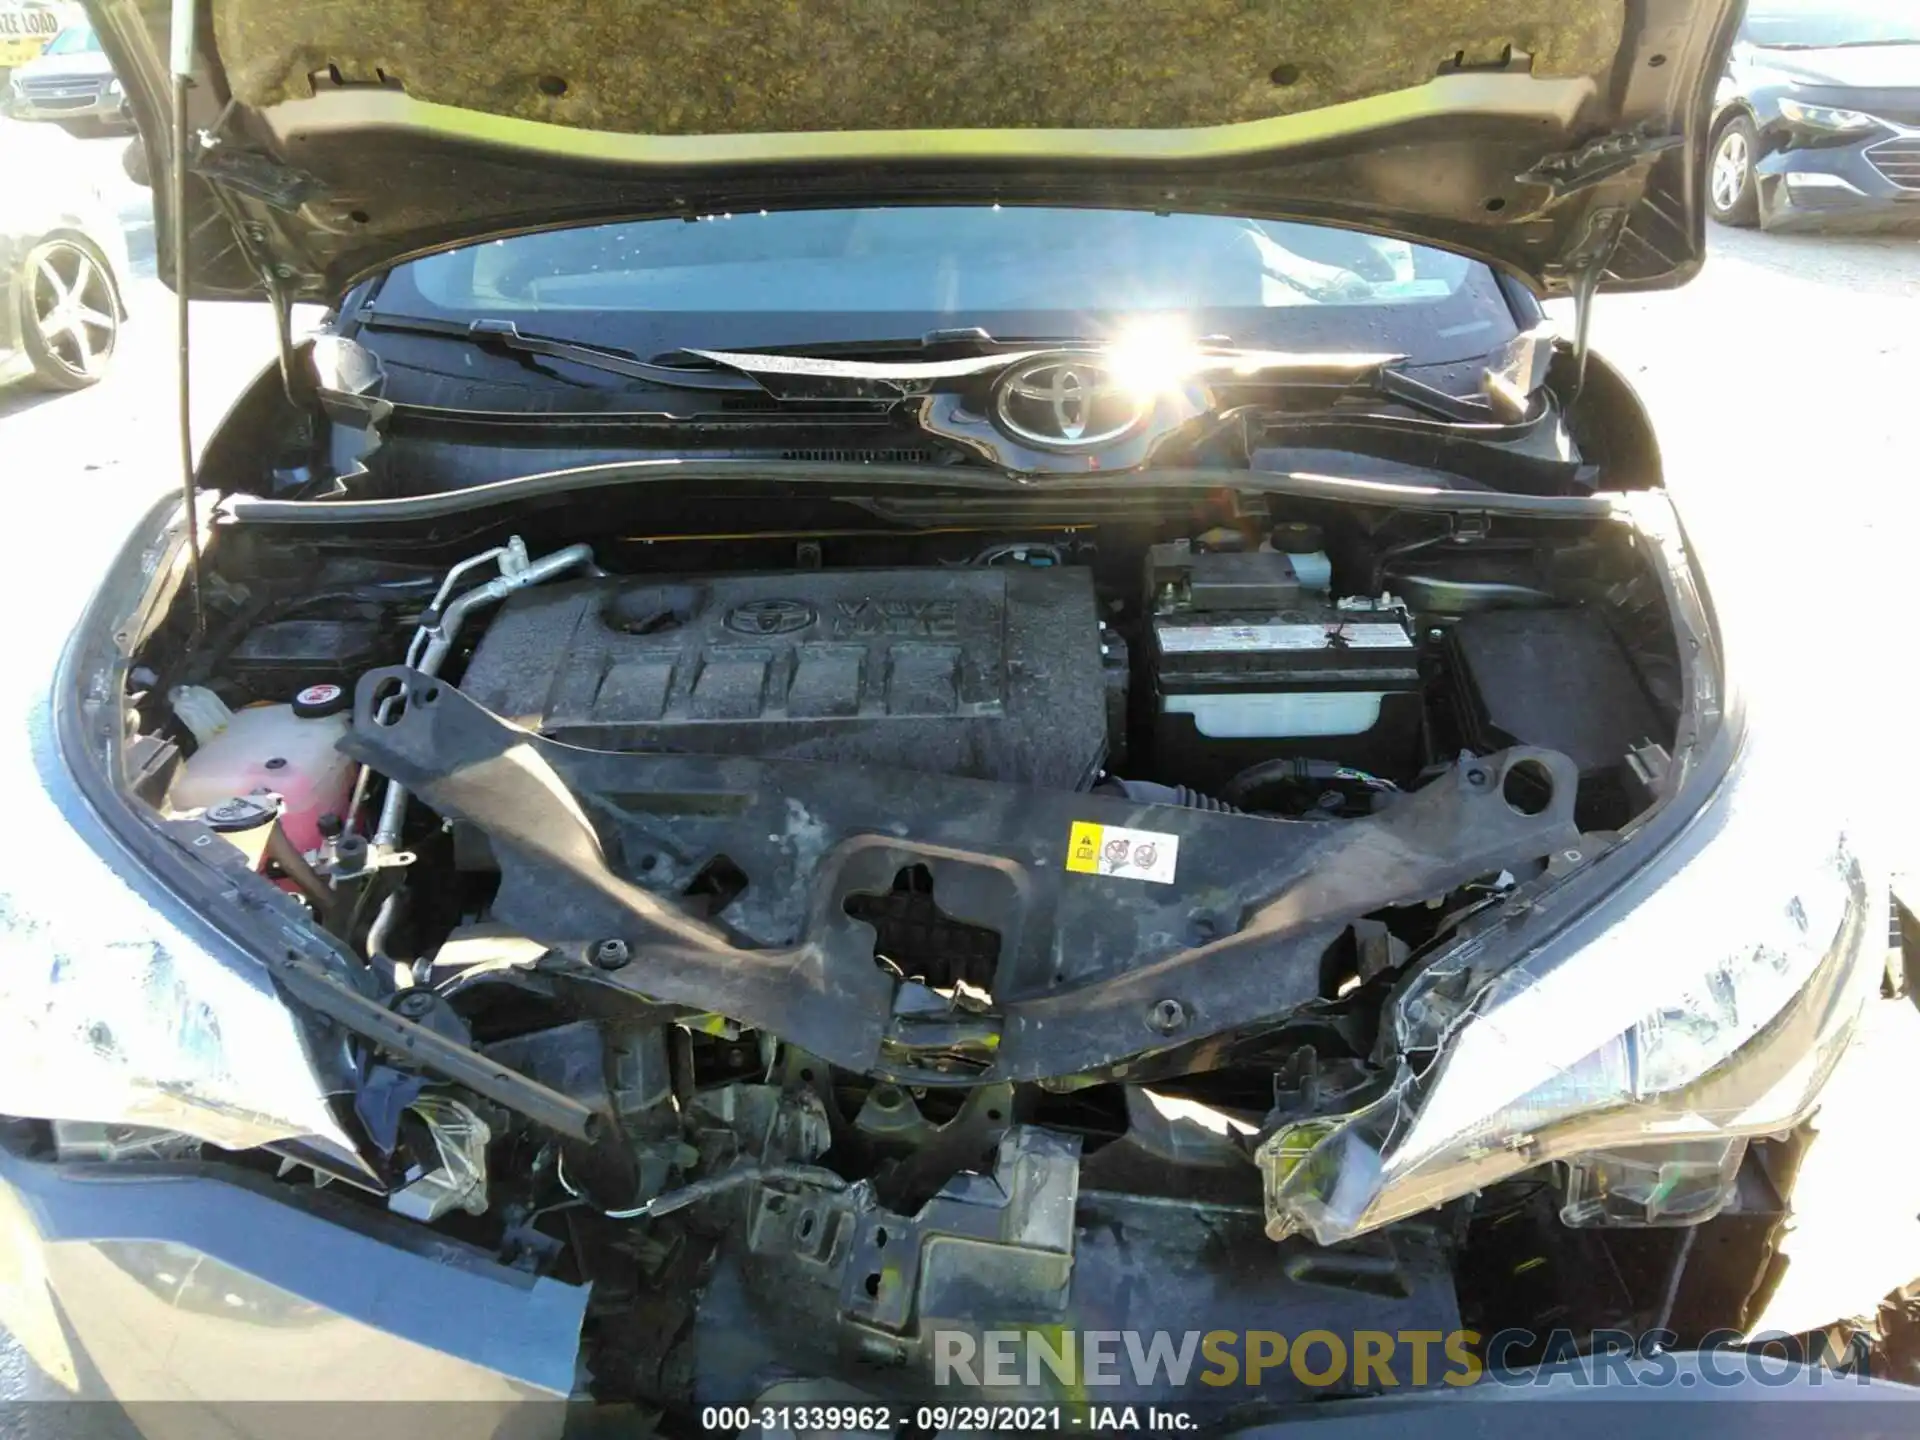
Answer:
[1258, 732, 1879, 1245]
[0, 872, 355, 1152]
[6, 496, 357, 1157]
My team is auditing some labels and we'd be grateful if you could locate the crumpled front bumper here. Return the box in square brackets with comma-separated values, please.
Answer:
[0, 1144, 586, 1440]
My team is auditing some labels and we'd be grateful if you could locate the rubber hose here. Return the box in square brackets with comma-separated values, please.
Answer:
[1096, 777, 1244, 814]
[1222, 758, 1395, 810]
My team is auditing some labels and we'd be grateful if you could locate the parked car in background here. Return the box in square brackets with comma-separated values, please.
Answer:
[1711, 0, 1920, 231]
[0, 114, 128, 388]
[0, 0, 63, 80]
[4, 16, 130, 136]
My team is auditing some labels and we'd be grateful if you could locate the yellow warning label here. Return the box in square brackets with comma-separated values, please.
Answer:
[1064, 820, 1181, 884]
[1067, 821, 1105, 874]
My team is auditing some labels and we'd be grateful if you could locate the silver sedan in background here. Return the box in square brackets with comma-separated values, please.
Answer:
[0, 114, 128, 388]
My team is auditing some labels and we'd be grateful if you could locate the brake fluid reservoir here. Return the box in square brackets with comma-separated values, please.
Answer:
[170, 685, 355, 853]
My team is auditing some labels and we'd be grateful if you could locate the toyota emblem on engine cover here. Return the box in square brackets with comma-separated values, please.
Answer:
[724, 598, 817, 636]
[991, 355, 1147, 451]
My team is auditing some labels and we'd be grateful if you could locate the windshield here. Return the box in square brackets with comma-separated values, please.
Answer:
[1744, 0, 1920, 49]
[373, 207, 1521, 368]
[42, 22, 99, 55]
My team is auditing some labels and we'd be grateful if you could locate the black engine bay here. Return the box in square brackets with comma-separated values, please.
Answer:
[108, 484, 1797, 1421]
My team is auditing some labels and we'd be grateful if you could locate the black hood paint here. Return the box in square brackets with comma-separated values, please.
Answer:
[93, 0, 1739, 305]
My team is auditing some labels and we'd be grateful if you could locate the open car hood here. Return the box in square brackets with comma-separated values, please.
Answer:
[97, 0, 1736, 304]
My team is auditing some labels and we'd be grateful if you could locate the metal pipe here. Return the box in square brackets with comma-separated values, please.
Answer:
[364, 888, 405, 981]
[418, 542, 595, 672]
[339, 541, 524, 842]
[370, 541, 594, 852]
[169, 1, 203, 638]
[265, 821, 340, 926]
[601, 1163, 850, 1221]
[1650, 1224, 1698, 1339]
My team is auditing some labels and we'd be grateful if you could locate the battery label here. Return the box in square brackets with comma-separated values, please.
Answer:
[1156, 621, 1413, 653]
[1066, 822, 1181, 884]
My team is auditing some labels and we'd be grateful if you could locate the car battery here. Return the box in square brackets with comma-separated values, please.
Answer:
[1146, 543, 1422, 790]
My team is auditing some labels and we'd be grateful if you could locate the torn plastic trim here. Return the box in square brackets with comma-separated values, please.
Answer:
[688, 344, 1407, 397]
[342, 669, 1588, 1084]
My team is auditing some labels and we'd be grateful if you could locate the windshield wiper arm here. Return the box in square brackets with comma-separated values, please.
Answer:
[353, 310, 767, 392]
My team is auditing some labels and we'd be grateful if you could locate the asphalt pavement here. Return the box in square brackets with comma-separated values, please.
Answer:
[0, 134, 1917, 1408]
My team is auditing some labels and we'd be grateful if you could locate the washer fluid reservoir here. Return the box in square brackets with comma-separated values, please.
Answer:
[169, 685, 355, 853]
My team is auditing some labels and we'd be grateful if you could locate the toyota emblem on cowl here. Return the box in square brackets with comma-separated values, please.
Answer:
[724, 598, 817, 636]
[991, 354, 1148, 451]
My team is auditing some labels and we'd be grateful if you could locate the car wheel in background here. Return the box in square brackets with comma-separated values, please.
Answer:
[1709, 116, 1760, 227]
[17, 238, 119, 390]
[121, 134, 149, 186]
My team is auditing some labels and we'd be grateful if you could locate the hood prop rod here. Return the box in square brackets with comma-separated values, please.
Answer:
[1569, 260, 1600, 400]
[1561, 204, 1630, 404]
[169, 0, 204, 636]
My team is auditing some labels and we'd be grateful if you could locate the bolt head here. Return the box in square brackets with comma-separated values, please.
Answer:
[1147, 998, 1189, 1035]
[592, 938, 631, 970]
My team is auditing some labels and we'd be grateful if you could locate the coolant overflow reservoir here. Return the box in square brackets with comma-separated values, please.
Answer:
[170, 687, 355, 853]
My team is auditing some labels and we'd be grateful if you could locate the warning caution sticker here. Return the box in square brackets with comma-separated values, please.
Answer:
[1065, 821, 1180, 884]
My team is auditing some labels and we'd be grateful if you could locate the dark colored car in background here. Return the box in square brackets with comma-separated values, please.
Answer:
[1710, 0, 1920, 231]
[4, 18, 130, 136]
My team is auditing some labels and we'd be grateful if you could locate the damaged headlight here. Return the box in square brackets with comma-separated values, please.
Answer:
[0, 892, 353, 1156]
[1260, 724, 1880, 1245]
[0, 497, 357, 1158]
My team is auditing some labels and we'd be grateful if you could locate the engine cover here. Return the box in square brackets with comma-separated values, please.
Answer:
[458, 567, 1109, 787]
